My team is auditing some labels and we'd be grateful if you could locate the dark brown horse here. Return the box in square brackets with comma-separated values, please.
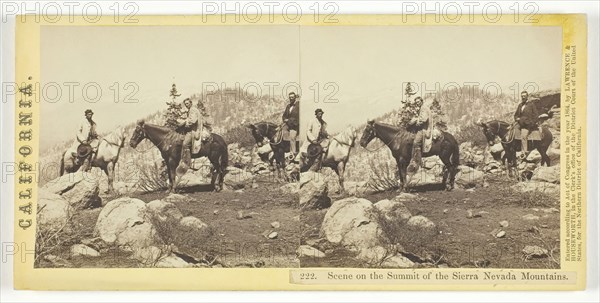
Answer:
[360, 120, 460, 191]
[129, 120, 228, 192]
[246, 121, 292, 180]
[478, 120, 553, 173]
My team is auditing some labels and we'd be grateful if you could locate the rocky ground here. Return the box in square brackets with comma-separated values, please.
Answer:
[300, 174, 559, 269]
[35, 146, 301, 268]
[298, 112, 561, 269]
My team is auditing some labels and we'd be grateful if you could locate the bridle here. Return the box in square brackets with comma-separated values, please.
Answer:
[131, 124, 147, 147]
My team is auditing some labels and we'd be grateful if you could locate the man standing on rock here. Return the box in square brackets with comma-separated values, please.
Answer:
[514, 90, 539, 160]
[282, 92, 300, 158]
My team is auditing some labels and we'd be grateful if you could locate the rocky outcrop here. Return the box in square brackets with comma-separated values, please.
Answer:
[374, 199, 412, 224]
[319, 197, 385, 262]
[147, 199, 184, 223]
[319, 195, 432, 267]
[223, 167, 254, 190]
[455, 165, 485, 188]
[37, 189, 71, 232]
[94, 197, 163, 251]
[42, 172, 101, 209]
[299, 172, 331, 209]
[531, 165, 560, 184]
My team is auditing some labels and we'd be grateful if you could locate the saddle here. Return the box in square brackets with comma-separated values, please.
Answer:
[422, 127, 443, 153]
[507, 124, 542, 141]
[276, 126, 287, 142]
[191, 126, 212, 154]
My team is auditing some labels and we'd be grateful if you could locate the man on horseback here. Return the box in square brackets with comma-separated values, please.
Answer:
[300, 108, 330, 170]
[75, 109, 99, 171]
[282, 92, 300, 158]
[514, 90, 540, 160]
[178, 97, 201, 168]
[407, 96, 436, 172]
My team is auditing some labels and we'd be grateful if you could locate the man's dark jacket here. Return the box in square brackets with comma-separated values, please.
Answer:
[282, 101, 300, 131]
[514, 100, 539, 130]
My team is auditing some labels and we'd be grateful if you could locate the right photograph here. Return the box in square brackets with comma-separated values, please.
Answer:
[298, 25, 562, 269]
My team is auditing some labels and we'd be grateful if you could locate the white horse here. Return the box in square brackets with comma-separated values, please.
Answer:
[301, 126, 357, 193]
[60, 127, 127, 194]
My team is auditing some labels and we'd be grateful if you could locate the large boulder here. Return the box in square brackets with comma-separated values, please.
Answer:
[178, 172, 210, 188]
[223, 168, 254, 190]
[42, 172, 101, 209]
[531, 165, 560, 184]
[37, 189, 71, 232]
[320, 197, 385, 260]
[455, 166, 484, 188]
[406, 169, 439, 187]
[94, 197, 163, 251]
[374, 199, 412, 223]
[299, 172, 331, 209]
[146, 200, 184, 224]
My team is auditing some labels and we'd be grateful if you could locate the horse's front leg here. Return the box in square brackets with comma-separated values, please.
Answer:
[397, 157, 408, 192]
[210, 167, 218, 191]
[106, 162, 115, 194]
[337, 161, 346, 195]
[167, 159, 177, 193]
[276, 151, 286, 183]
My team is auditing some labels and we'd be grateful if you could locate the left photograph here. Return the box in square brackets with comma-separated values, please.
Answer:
[36, 25, 301, 268]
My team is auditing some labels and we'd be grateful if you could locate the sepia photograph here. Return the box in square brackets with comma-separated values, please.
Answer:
[297, 26, 563, 269]
[8, 9, 590, 293]
[36, 25, 302, 268]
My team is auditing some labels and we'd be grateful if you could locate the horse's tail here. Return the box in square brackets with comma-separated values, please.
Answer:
[221, 146, 229, 172]
[59, 152, 65, 176]
[445, 132, 460, 167]
[451, 141, 460, 167]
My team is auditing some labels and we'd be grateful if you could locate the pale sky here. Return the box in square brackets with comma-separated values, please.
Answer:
[41, 25, 561, 147]
[40, 25, 300, 148]
[299, 25, 562, 134]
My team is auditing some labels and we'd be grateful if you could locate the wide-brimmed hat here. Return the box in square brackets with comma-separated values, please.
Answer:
[315, 108, 324, 114]
[84, 109, 94, 115]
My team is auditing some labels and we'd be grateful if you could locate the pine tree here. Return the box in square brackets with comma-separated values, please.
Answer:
[397, 83, 420, 128]
[164, 83, 182, 130]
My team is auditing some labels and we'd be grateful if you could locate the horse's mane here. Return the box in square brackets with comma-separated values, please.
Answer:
[332, 126, 357, 144]
[103, 126, 126, 146]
